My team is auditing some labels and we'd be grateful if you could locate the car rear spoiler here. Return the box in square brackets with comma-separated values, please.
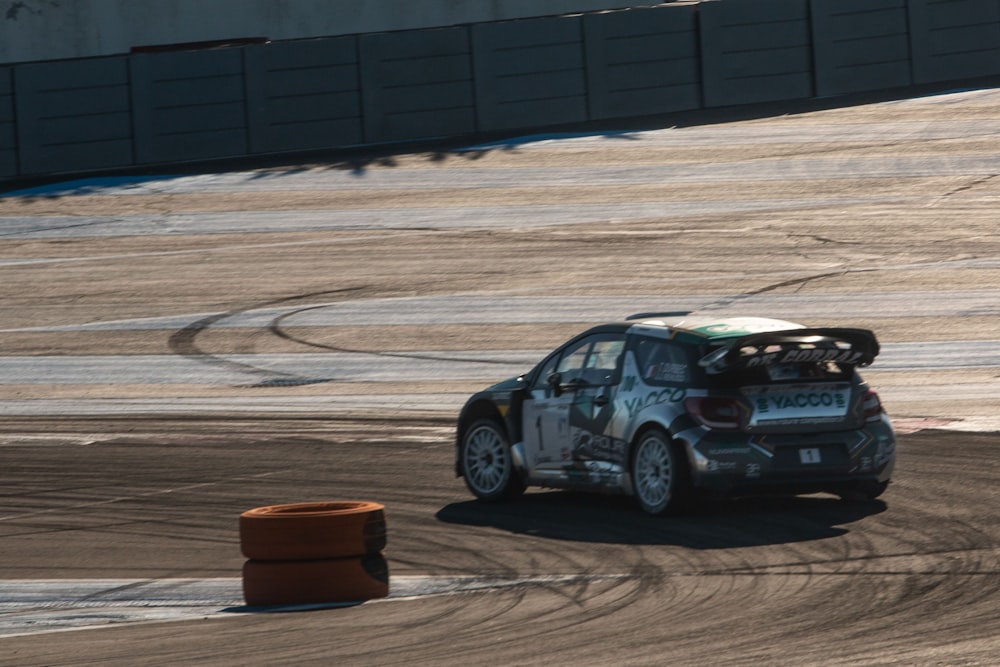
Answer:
[698, 328, 880, 374]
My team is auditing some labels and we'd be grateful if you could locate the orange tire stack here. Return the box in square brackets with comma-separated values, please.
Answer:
[239, 501, 389, 606]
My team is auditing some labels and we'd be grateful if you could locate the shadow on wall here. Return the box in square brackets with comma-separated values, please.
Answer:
[2, 77, 998, 199]
[0, 127, 647, 197]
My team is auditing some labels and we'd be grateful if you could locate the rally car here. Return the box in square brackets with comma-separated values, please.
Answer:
[455, 315, 895, 515]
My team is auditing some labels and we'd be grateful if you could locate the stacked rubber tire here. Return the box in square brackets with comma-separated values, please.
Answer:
[239, 501, 389, 606]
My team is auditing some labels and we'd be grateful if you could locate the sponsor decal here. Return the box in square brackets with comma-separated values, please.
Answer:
[705, 460, 739, 472]
[705, 447, 753, 456]
[745, 462, 761, 478]
[747, 384, 850, 426]
[752, 416, 842, 426]
[561, 463, 618, 485]
[644, 362, 688, 383]
[624, 387, 687, 418]
[571, 428, 626, 462]
[755, 391, 846, 413]
[745, 348, 863, 367]
[696, 321, 791, 336]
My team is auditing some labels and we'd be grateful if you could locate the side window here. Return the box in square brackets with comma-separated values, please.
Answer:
[555, 339, 592, 384]
[584, 339, 625, 386]
[532, 354, 561, 390]
[634, 337, 690, 386]
[533, 334, 626, 389]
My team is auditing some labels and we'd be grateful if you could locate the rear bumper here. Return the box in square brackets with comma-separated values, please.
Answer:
[683, 419, 896, 494]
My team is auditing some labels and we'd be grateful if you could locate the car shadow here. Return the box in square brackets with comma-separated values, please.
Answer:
[435, 491, 887, 549]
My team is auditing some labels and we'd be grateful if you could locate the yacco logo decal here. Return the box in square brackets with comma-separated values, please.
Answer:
[755, 391, 846, 413]
[624, 387, 686, 418]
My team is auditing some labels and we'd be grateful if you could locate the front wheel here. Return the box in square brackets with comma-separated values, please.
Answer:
[630, 428, 683, 515]
[460, 418, 525, 502]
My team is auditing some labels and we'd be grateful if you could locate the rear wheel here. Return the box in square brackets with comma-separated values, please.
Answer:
[460, 418, 525, 502]
[631, 427, 681, 515]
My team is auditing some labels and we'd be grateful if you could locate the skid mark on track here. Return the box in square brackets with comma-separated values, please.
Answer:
[167, 287, 369, 385]
[7, 554, 999, 638]
[0, 470, 289, 523]
[0, 575, 633, 637]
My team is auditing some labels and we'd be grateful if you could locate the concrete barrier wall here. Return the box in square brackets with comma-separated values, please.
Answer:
[245, 37, 363, 154]
[13, 58, 133, 175]
[473, 17, 590, 131]
[361, 28, 476, 143]
[584, 4, 701, 119]
[0, 68, 14, 177]
[909, 0, 1000, 83]
[811, 0, 913, 97]
[0, 1, 644, 65]
[131, 50, 250, 164]
[700, 0, 814, 107]
[3, 0, 1000, 181]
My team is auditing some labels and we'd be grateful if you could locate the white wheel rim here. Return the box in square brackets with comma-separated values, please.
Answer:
[635, 434, 672, 508]
[465, 425, 508, 495]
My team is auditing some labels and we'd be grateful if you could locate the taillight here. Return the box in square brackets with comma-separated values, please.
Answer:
[861, 389, 884, 422]
[685, 396, 742, 429]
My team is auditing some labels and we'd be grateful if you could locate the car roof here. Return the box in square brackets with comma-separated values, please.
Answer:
[624, 315, 806, 343]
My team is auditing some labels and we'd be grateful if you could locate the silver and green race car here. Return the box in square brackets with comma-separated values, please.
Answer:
[455, 315, 895, 515]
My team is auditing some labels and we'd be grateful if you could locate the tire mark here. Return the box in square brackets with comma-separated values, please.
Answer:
[696, 268, 874, 312]
[167, 287, 367, 385]
[268, 304, 530, 366]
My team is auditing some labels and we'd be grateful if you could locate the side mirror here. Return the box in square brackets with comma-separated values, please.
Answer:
[547, 372, 563, 397]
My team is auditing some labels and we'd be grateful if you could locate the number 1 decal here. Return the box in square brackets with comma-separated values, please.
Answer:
[799, 448, 821, 464]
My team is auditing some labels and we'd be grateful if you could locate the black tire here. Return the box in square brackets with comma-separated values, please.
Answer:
[242, 554, 389, 606]
[630, 427, 683, 515]
[460, 417, 525, 502]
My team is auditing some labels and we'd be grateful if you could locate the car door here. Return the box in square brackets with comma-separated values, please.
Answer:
[521, 333, 626, 473]
[567, 337, 626, 465]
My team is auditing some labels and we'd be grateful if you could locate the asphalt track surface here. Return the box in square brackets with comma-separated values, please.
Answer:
[1, 87, 999, 665]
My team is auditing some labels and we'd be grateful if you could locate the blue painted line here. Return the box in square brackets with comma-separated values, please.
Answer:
[456, 130, 637, 151]
[1, 175, 188, 198]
